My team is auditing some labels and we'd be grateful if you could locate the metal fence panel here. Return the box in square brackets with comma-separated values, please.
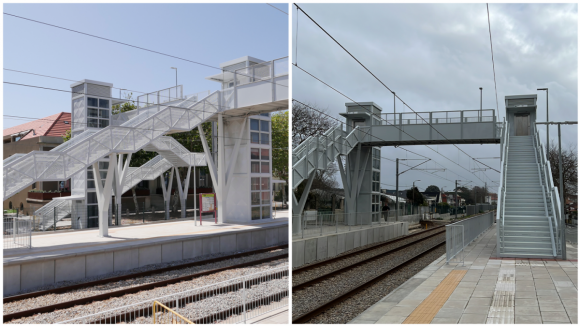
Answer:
[3, 218, 32, 249]
[57, 265, 288, 324]
[446, 211, 495, 263]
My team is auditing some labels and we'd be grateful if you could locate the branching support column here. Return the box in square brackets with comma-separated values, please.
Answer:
[93, 154, 117, 237]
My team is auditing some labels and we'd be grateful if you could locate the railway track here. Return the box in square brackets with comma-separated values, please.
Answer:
[4, 246, 288, 323]
[292, 226, 445, 287]
[292, 230, 446, 323]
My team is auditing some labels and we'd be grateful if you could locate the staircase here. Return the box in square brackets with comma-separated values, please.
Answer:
[499, 133, 560, 258]
[292, 125, 369, 189]
[34, 199, 72, 231]
[3, 91, 221, 200]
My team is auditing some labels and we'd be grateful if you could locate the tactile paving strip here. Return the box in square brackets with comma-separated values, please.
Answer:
[402, 270, 467, 324]
[486, 269, 515, 324]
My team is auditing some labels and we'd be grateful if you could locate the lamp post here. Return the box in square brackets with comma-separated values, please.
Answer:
[538, 88, 548, 155]
[171, 67, 178, 87]
[412, 180, 420, 215]
[479, 87, 483, 122]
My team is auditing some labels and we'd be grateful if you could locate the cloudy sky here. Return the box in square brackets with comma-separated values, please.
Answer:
[292, 3, 578, 194]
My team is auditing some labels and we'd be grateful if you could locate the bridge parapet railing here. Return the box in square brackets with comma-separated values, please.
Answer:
[381, 109, 496, 126]
[137, 85, 184, 109]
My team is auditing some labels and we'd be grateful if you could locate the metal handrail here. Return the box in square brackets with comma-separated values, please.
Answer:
[533, 125, 560, 256]
[152, 301, 193, 324]
[497, 120, 508, 252]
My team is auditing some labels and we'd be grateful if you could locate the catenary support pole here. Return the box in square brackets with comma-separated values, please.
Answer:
[396, 158, 399, 222]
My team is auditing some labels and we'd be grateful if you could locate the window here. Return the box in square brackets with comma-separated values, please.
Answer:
[262, 206, 271, 219]
[251, 132, 260, 144]
[87, 205, 98, 217]
[251, 162, 260, 173]
[99, 162, 109, 170]
[261, 177, 270, 190]
[250, 119, 260, 131]
[261, 192, 270, 205]
[251, 148, 260, 160]
[260, 121, 269, 132]
[251, 207, 261, 220]
[251, 177, 272, 220]
[260, 113, 269, 117]
[251, 192, 260, 205]
[88, 97, 98, 107]
[87, 97, 109, 129]
[261, 162, 269, 173]
[261, 133, 269, 145]
[261, 149, 269, 161]
[251, 178, 260, 190]
[87, 192, 97, 204]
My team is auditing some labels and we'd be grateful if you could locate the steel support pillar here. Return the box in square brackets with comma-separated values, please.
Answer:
[93, 154, 117, 237]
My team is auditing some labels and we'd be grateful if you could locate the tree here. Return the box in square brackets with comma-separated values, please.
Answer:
[271, 111, 289, 183]
[406, 187, 424, 206]
[457, 186, 474, 205]
[548, 142, 578, 214]
[425, 185, 440, 193]
[62, 129, 72, 142]
[292, 101, 337, 147]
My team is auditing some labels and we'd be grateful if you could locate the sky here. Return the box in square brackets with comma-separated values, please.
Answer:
[292, 3, 578, 194]
[3, 3, 289, 128]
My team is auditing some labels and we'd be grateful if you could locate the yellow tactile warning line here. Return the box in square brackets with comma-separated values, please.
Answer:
[403, 269, 467, 324]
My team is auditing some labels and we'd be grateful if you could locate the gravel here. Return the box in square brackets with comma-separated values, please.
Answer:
[5, 254, 288, 324]
[131, 277, 289, 324]
[308, 245, 446, 324]
[8, 246, 287, 297]
[292, 234, 444, 320]
[292, 229, 443, 286]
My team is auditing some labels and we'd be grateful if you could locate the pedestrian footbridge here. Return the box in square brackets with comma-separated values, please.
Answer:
[293, 96, 565, 259]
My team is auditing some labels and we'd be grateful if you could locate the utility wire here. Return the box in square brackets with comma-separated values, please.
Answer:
[486, 3, 500, 119]
[3, 12, 288, 89]
[266, 3, 288, 15]
[294, 4, 493, 185]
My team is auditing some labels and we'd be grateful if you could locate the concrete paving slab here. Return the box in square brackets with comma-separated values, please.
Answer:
[352, 224, 578, 324]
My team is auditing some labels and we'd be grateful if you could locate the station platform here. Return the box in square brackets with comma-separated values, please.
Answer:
[3, 215, 288, 296]
[351, 224, 578, 324]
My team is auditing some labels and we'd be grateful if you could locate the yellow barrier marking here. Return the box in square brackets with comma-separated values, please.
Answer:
[403, 269, 467, 324]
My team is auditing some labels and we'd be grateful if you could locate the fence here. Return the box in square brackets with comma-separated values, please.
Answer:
[3, 217, 32, 249]
[446, 210, 495, 264]
[58, 265, 288, 324]
[153, 301, 193, 324]
[293, 211, 419, 239]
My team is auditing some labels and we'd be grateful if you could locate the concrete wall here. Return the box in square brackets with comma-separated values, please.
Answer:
[3, 224, 288, 296]
[292, 222, 408, 267]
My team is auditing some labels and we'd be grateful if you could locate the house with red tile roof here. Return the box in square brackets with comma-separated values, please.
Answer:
[3, 112, 71, 214]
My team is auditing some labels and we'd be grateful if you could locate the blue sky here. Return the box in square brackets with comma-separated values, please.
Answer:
[3, 3, 289, 129]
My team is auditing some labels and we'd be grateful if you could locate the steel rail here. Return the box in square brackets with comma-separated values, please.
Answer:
[292, 229, 445, 291]
[293, 225, 445, 274]
[3, 253, 288, 323]
[4, 244, 287, 303]
[292, 241, 445, 323]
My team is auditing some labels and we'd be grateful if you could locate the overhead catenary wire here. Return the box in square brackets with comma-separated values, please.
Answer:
[266, 3, 288, 15]
[3, 12, 288, 89]
[293, 4, 496, 185]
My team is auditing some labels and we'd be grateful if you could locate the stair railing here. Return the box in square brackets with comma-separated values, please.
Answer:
[497, 119, 508, 254]
[533, 124, 560, 257]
